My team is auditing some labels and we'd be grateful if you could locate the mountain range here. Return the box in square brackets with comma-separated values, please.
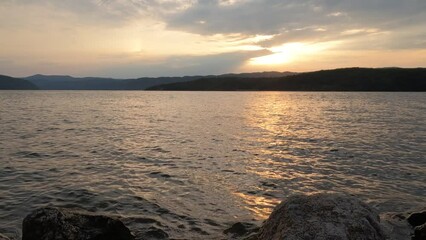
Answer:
[147, 68, 426, 92]
[23, 72, 294, 90]
[1, 68, 425, 91]
[0, 75, 38, 90]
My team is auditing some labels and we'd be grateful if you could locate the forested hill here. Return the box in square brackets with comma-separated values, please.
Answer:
[0, 75, 39, 90]
[146, 68, 426, 91]
[24, 75, 202, 90]
[24, 72, 294, 90]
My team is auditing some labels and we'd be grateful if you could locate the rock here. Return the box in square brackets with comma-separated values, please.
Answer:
[0, 233, 10, 240]
[380, 212, 412, 240]
[22, 207, 135, 240]
[381, 209, 426, 240]
[141, 227, 169, 240]
[224, 222, 259, 238]
[413, 223, 426, 240]
[256, 193, 386, 240]
[407, 211, 426, 227]
[407, 210, 426, 240]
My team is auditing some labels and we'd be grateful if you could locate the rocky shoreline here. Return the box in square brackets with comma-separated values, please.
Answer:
[1, 193, 425, 240]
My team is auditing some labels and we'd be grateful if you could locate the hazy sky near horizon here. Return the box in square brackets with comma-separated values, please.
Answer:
[1, 0, 426, 78]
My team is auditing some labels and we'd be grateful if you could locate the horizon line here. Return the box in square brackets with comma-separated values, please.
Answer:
[9, 66, 426, 80]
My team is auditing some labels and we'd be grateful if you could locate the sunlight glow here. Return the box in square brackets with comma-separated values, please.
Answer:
[342, 28, 379, 35]
[249, 41, 339, 66]
[218, 0, 247, 6]
[249, 52, 292, 65]
[249, 43, 305, 65]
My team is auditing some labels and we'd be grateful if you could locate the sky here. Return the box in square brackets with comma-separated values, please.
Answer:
[1, 0, 426, 78]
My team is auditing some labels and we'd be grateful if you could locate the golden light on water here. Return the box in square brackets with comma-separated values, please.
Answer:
[234, 192, 281, 219]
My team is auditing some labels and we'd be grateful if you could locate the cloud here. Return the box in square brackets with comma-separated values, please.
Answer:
[163, 0, 425, 34]
[163, 0, 426, 50]
[4, 0, 425, 47]
[89, 50, 266, 78]
[0, 0, 425, 77]
[1, 0, 199, 26]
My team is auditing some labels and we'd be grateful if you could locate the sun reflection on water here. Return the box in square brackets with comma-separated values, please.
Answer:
[233, 92, 326, 219]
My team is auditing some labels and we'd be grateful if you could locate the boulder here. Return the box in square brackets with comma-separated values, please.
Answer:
[413, 223, 426, 240]
[22, 207, 135, 240]
[380, 212, 412, 240]
[140, 227, 169, 240]
[381, 209, 426, 240]
[407, 210, 426, 240]
[256, 193, 386, 240]
[408, 211, 426, 227]
[224, 222, 259, 239]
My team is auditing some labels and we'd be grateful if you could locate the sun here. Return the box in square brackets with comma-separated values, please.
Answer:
[249, 43, 305, 65]
[249, 52, 292, 65]
[248, 41, 339, 66]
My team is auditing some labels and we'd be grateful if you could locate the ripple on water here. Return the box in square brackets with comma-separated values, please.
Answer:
[0, 92, 425, 239]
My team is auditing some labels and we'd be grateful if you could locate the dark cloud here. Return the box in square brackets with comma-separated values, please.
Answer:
[8, 0, 425, 32]
[91, 50, 265, 78]
[162, 0, 426, 50]
[5, 0, 426, 48]
[164, 0, 425, 33]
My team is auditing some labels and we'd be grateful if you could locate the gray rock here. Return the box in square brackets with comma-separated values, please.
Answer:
[224, 222, 259, 239]
[141, 227, 169, 240]
[381, 208, 426, 240]
[408, 211, 426, 227]
[380, 213, 412, 240]
[22, 207, 135, 240]
[0, 233, 10, 240]
[413, 223, 426, 240]
[256, 193, 386, 240]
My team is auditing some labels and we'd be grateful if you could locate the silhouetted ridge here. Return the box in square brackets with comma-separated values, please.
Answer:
[0, 75, 39, 90]
[25, 74, 202, 90]
[146, 68, 426, 91]
[24, 72, 294, 90]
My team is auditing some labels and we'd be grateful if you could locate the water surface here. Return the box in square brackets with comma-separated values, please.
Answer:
[0, 91, 425, 239]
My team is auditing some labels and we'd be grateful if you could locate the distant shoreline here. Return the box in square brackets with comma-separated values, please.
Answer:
[1, 90, 425, 92]
[146, 68, 426, 92]
[1, 67, 426, 91]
